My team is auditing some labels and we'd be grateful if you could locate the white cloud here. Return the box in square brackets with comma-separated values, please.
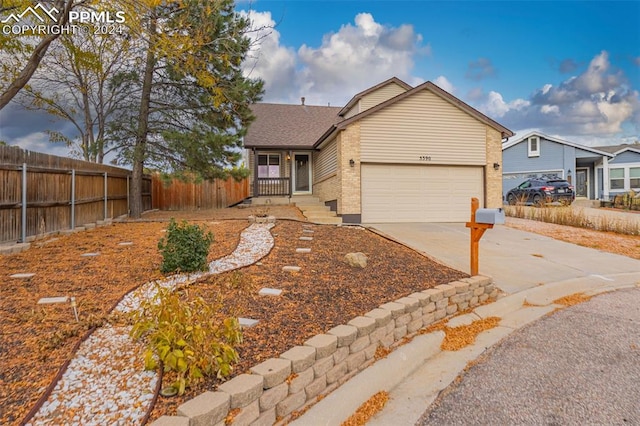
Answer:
[433, 76, 454, 94]
[10, 132, 71, 157]
[474, 51, 639, 140]
[240, 11, 297, 102]
[240, 11, 427, 106]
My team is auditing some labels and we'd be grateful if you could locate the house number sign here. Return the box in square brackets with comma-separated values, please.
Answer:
[419, 156, 432, 161]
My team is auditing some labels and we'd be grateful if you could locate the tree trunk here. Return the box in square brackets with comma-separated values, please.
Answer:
[129, 15, 157, 218]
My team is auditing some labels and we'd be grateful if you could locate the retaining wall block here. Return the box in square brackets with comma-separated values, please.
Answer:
[434, 309, 447, 320]
[450, 281, 470, 294]
[395, 313, 411, 328]
[378, 301, 405, 318]
[407, 318, 423, 333]
[288, 367, 314, 394]
[327, 324, 358, 347]
[250, 358, 291, 389]
[434, 284, 456, 297]
[333, 346, 349, 364]
[304, 334, 338, 359]
[395, 296, 420, 313]
[364, 308, 392, 327]
[259, 382, 288, 411]
[326, 361, 348, 384]
[280, 346, 317, 373]
[312, 355, 335, 378]
[368, 325, 387, 344]
[446, 305, 458, 315]
[422, 288, 444, 302]
[363, 342, 378, 360]
[228, 400, 259, 426]
[305, 376, 327, 399]
[462, 275, 492, 287]
[251, 407, 276, 426]
[150, 416, 190, 426]
[349, 335, 370, 354]
[347, 316, 376, 337]
[345, 351, 366, 372]
[276, 389, 306, 418]
[408, 291, 431, 306]
[217, 373, 264, 409]
[394, 325, 407, 340]
[435, 298, 449, 310]
[177, 391, 230, 426]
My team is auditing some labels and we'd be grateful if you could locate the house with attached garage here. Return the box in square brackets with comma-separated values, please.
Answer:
[502, 132, 640, 201]
[243, 77, 514, 223]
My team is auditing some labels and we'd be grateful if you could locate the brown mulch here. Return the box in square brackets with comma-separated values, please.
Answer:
[0, 206, 467, 425]
[506, 217, 640, 260]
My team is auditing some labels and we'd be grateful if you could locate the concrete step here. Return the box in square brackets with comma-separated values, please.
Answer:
[298, 204, 331, 212]
[291, 196, 321, 204]
[248, 197, 291, 205]
[308, 216, 343, 225]
[304, 211, 338, 219]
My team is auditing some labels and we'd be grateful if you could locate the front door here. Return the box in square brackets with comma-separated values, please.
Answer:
[576, 169, 588, 197]
[293, 153, 311, 193]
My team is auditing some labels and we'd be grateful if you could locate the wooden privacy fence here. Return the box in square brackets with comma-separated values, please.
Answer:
[0, 146, 151, 245]
[151, 174, 249, 210]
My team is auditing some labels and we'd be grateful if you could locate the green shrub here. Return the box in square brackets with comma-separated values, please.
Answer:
[158, 219, 214, 274]
[130, 284, 242, 395]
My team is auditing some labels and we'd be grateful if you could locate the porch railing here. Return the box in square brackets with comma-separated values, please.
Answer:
[256, 177, 290, 196]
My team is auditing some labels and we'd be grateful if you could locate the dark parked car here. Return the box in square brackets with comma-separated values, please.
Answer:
[505, 178, 575, 206]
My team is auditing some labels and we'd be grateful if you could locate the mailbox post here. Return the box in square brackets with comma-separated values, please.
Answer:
[465, 198, 504, 275]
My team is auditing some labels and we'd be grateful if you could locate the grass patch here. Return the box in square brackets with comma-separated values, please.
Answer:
[504, 205, 640, 236]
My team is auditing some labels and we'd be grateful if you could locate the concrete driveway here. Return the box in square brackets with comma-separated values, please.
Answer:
[369, 222, 640, 294]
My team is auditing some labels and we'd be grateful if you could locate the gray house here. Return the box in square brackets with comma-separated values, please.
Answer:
[502, 132, 614, 200]
[593, 144, 640, 198]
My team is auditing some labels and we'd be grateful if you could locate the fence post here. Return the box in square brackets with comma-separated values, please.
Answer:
[127, 175, 130, 216]
[71, 169, 76, 229]
[104, 172, 108, 220]
[21, 163, 27, 243]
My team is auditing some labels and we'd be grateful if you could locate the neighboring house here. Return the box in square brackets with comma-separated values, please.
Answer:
[502, 132, 640, 201]
[244, 77, 514, 223]
[592, 143, 640, 198]
[502, 132, 614, 200]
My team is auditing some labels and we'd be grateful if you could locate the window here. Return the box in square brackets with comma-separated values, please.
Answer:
[528, 136, 540, 157]
[257, 154, 280, 178]
[609, 168, 624, 190]
[630, 167, 640, 189]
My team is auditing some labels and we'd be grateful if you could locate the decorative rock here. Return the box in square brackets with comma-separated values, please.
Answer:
[299, 236, 313, 241]
[343, 252, 367, 268]
[10, 273, 36, 279]
[296, 248, 311, 254]
[37, 296, 69, 304]
[258, 288, 282, 296]
[81, 252, 100, 257]
[302, 229, 314, 234]
[238, 318, 259, 328]
[118, 242, 134, 246]
[282, 265, 301, 273]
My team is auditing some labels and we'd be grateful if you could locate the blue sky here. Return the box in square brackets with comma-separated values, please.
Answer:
[239, 0, 640, 146]
[1, 0, 638, 158]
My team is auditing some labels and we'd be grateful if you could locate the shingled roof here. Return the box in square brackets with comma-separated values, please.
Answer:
[244, 103, 342, 149]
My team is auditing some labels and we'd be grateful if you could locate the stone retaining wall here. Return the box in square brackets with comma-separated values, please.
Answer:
[152, 275, 498, 426]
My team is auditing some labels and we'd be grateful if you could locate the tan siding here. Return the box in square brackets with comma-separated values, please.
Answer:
[360, 90, 487, 165]
[314, 138, 338, 182]
[360, 82, 408, 111]
[343, 101, 360, 119]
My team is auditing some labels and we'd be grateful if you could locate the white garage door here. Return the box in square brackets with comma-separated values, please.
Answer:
[361, 164, 484, 223]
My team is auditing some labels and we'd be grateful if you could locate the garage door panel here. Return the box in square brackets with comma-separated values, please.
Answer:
[362, 164, 483, 223]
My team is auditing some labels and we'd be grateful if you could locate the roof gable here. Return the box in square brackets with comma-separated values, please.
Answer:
[503, 131, 614, 157]
[338, 77, 412, 117]
[316, 81, 514, 147]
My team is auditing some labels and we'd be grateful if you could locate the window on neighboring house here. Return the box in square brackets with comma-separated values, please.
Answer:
[257, 154, 280, 178]
[630, 167, 640, 189]
[609, 168, 624, 190]
[528, 136, 540, 157]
